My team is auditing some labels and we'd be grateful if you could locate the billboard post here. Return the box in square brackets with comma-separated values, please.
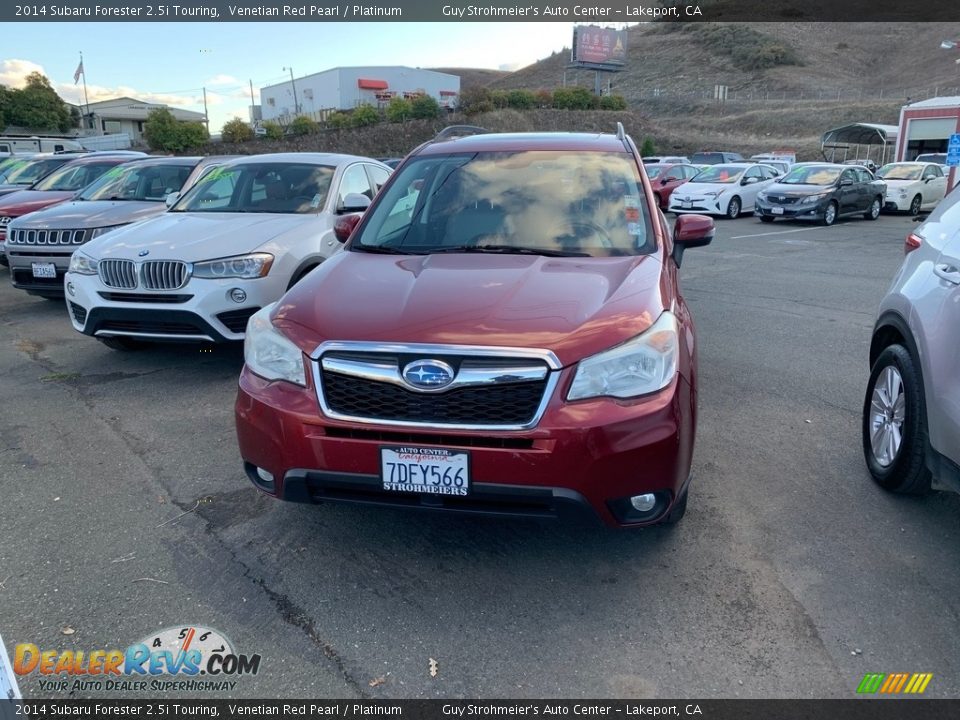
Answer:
[569, 25, 627, 100]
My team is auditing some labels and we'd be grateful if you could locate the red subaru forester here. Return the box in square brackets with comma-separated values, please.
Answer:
[235, 125, 714, 527]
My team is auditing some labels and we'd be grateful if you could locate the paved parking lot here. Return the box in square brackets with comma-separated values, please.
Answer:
[1, 212, 958, 699]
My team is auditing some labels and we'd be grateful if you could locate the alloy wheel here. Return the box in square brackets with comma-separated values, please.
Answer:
[869, 365, 905, 467]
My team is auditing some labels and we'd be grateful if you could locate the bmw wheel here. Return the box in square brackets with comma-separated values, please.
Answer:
[864, 197, 881, 220]
[725, 196, 741, 219]
[821, 201, 838, 226]
[861, 345, 931, 495]
[909, 194, 922, 215]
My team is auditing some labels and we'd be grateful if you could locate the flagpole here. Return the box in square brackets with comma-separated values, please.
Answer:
[79, 52, 90, 129]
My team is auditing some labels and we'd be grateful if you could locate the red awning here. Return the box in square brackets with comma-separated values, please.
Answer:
[357, 78, 388, 90]
[439, 90, 458, 96]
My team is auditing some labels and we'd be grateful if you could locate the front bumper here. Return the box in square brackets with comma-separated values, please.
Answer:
[883, 194, 912, 212]
[65, 270, 283, 343]
[235, 366, 696, 528]
[754, 197, 828, 220]
[668, 196, 725, 215]
[8, 248, 72, 296]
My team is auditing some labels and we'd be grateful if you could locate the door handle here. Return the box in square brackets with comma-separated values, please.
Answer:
[934, 263, 960, 285]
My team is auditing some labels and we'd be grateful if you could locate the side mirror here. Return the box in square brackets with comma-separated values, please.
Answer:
[839, 179, 853, 187]
[741, 176, 758, 185]
[165, 191, 180, 208]
[339, 192, 370, 214]
[672, 214, 714, 268]
[334, 214, 362, 243]
[660, 177, 670, 185]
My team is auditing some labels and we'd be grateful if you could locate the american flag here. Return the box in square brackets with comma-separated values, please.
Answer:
[73, 59, 83, 84]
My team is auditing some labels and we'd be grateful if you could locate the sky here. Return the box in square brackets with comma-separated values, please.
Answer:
[2, 22, 583, 132]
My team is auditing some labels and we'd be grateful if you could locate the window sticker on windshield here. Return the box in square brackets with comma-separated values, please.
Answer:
[623, 196, 638, 208]
[627, 222, 642, 236]
[101, 166, 125, 180]
[310, 194, 322, 208]
[199, 166, 228, 184]
[625, 206, 640, 222]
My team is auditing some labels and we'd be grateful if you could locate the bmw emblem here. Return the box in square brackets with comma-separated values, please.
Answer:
[402, 359, 455, 390]
[138, 250, 149, 257]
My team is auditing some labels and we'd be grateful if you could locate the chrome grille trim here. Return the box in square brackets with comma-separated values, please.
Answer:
[8, 228, 87, 245]
[142, 260, 187, 290]
[310, 341, 561, 431]
[99, 259, 138, 289]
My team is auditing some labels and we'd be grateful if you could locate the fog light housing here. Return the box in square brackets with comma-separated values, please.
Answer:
[630, 493, 657, 512]
[230, 288, 247, 303]
[608, 491, 671, 524]
[245, 463, 276, 493]
[256, 467, 273, 483]
[66, 282, 75, 296]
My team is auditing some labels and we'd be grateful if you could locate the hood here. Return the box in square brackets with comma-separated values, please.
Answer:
[10, 199, 165, 230]
[879, 178, 920, 188]
[274, 251, 668, 367]
[676, 181, 740, 195]
[764, 182, 835, 196]
[83, 211, 324, 262]
[0, 190, 76, 216]
[0, 185, 28, 197]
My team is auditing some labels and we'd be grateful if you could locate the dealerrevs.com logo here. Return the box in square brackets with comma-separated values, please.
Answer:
[14, 625, 261, 693]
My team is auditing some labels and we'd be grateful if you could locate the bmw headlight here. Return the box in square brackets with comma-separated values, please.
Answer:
[193, 253, 274, 279]
[244, 305, 306, 386]
[90, 224, 128, 240]
[567, 312, 679, 400]
[68, 251, 98, 275]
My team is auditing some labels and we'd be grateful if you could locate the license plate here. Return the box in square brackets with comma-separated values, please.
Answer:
[380, 446, 470, 496]
[771, 207, 785, 215]
[681, 202, 693, 209]
[31, 262, 56, 278]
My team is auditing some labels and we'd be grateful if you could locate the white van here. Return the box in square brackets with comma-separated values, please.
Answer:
[0, 136, 84, 154]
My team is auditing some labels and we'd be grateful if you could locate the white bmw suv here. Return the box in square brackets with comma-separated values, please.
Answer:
[65, 153, 390, 349]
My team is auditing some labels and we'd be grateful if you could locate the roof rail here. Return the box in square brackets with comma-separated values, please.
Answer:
[432, 125, 490, 142]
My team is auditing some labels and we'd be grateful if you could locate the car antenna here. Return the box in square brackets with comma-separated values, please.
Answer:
[615, 122, 630, 152]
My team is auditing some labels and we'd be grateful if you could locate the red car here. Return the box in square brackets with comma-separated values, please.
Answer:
[645, 163, 701, 210]
[235, 126, 714, 528]
[0, 154, 137, 245]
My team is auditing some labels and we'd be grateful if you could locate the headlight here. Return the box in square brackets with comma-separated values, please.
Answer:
[800, 193, 830, 204]
[90, 224, 127, 240]
[244, 304, 306, 386]
[68, 251, 98, 275]
[193, 253, 274, 279]
[756, 192, 769, 201]
[567, 312, 678, 400]
[703, 190, 723, 198]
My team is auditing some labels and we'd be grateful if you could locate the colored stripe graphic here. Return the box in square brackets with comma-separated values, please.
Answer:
[858, 673, 932, 694]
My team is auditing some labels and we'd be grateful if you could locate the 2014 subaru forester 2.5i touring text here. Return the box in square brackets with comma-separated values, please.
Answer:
[234, 125, 715, 528]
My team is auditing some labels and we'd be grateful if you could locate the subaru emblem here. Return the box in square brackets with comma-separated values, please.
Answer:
[402, 359, 455, 390]
[138, 250, 149, 257]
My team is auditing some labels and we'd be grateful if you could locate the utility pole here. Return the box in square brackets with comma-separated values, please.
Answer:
[283, 66, 300, 116]
[249, 79, 256, 124]
[202, 87, 209, 133]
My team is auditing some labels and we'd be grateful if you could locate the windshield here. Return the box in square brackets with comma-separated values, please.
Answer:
[778, 166, 841, 186]
[0, 157, 68, 185]
[916, 154, 946, 164]
[79, 162, 196, 201]
[354, 150, 654, 258]
[32, 161, 126, 192]
[689, 165, 743, 184]
[173, 162, 334, 213]
[878, 164, 924, 181]
[646, 166, 665, 179]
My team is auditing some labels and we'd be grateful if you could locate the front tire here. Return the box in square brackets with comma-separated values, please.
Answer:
[759, 215, 776, 223]
[725, 196, 741, 219]
[821, 201, 838, 226]
[861, 345, 931, 495]
[909, 194, 922, 215]
[864, 197, 881, 220]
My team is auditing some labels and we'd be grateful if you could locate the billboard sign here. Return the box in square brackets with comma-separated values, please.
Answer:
[571, 26, 627, 69]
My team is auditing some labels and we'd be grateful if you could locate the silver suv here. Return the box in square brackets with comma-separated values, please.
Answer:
[862, 189, 960, 495]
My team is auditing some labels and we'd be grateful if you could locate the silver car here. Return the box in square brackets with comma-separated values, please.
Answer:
[863, 187, 960, 495]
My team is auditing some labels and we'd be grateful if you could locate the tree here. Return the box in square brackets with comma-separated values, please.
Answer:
[351, 104, 380, 127]
[262, 120, 283, 139]
[6, 72, 72, 131]
[385, 97, 411, 123]
[143, 108, 209, 152]
[507, 90, 536, 110]
[458, 87, 492, 115]
[222, 118, 253, 142]
[289, 115, 319, 135]
[410, 95, 441, 119]
[640, 137, 656, 156]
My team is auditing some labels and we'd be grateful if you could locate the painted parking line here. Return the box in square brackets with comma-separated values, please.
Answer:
[729, 226, 826, 240]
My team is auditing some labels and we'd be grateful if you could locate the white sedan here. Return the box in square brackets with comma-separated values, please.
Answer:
[65, 153, 391, 349]
[668, 163, 778, 219]
[877, 162, 948, 214]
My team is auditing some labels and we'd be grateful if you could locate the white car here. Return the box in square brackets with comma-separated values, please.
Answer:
[877, 161, 948, 214]
[668, 163, 778, 218]
[65, 153, 391, 349]
[642, 155, 691, 165]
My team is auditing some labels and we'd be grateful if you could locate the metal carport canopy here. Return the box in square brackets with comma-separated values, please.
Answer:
[821, 122, 898, 147]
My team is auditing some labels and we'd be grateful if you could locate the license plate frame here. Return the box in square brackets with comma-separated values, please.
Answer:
[380, 446, 470, 496]
[770, 207, 785, 215]
[31, 262, 56, 279]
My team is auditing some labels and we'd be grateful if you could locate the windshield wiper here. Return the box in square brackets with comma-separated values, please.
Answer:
[354, 244, 416, 255]
[427, 244, 589, 257]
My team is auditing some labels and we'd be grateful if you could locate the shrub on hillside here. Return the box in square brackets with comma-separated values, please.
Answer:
[289, 115, 319, 136]
[326, 112, 350, 129]
[507, 89, 536, 110]
[600, 95, 628, 111]
[535, 89, 554, 108]
[222, 118, 253, 143]
[262, 120, 283, 139]
[386, 97, 411, 123]
[553, 87, 594, 110]
[143, 108, 209, 152]
[410, 95, 441, 119]
[351, 104, 380, 127]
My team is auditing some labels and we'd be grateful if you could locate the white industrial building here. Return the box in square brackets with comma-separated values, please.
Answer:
[79, 97, 207, 143]
[259, 66, 460, 123]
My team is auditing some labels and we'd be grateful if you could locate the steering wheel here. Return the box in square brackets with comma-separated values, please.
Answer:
[563, 221, 614, 248]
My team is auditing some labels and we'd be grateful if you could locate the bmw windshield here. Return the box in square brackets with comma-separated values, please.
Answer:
[171, 162, 334, 213]
[352, 150, 654, 258]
